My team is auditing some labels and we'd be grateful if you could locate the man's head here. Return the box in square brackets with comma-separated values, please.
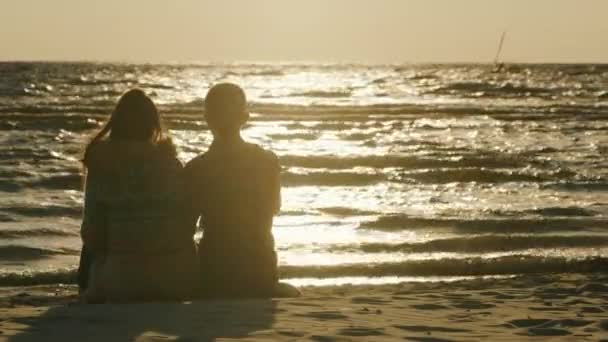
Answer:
[204, 83, 249, 136]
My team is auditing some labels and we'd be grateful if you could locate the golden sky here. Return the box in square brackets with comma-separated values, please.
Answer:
[1, 0, 607, 63]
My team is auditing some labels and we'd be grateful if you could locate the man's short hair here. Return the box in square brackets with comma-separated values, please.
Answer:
[204, 83, 247, 128]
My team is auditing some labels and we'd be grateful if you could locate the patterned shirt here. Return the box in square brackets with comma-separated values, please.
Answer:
[81, 140, 193, 254]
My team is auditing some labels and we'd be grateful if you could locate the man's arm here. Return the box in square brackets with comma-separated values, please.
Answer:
[183, 158, 202, 232]
[270, 153, 281, 215]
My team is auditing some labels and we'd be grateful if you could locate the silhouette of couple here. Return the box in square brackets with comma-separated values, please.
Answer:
[78, 83, 285, 303]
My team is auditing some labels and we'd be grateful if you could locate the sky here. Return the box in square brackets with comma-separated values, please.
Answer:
[1, 0, 607, 63]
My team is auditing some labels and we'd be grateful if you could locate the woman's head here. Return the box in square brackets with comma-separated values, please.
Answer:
[104, 89, 163, 142]
[83, 89, 172, 166]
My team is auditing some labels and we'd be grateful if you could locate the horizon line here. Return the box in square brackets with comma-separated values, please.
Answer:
[1, 58, 607, 66]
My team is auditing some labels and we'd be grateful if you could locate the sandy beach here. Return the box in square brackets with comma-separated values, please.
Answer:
[0, 273, 606, 341]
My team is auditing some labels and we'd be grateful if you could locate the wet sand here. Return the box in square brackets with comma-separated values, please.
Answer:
[0, 273, 607, 341]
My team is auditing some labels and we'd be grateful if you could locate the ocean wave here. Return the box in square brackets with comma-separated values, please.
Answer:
[0, 180, 23, 193]
[0, 169, 38, 178]
[5, 162, 587, 199]
[14, 166, 583, 192]
[523, 207, 599, 217]
[136, 82, 176, 90]
[430, 81, 558, 99]
[359, 215, 608, 233]
[247, 102, 514, 116]
[268, 132, 321, 141]
[1, 255, 606, 286]
[397, 167, 579, 184]
[289, 90, 352, 98]
[284, 121, 375, 130]
[331, 235, 608, 254]
[0, 213, 17, 222]
[69, 76, 128, 86]
[281, 167, 583, 187]
[490, 206, 600, 218]
[1, 172, 83, 193]
[1, 205, 81, 218]
[1, 101, 607, 120]
[282, 171, 384, 187]
[0, 113, 101, 131]
[168, 102, 608, 118]
[318, 207, 378, 216]
[223, 69, 284, 77]
[29, 173, 82, 190]
[543, 181, 608, 192]
[0, 268, 77, 286]
[0, 228, 78, 239]
[0, 147, 75, 161]
[0, 172, 83, 192]
[279, 155, 528, 170]
[0, 105, 111, 116]
[0, 245, 79, 261]
[279, 256, 608, 278]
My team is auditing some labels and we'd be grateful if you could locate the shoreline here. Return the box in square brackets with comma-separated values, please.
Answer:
[1, 273, 606, 341]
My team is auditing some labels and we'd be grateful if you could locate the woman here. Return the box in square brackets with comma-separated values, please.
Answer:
[78, 89, 198, 303]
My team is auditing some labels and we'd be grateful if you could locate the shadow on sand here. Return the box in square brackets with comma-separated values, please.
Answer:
[8, 295, 277, 342]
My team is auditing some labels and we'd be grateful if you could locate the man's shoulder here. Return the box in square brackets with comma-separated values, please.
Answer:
[246, 143, 279, 166]
[184, 143, 279, 172]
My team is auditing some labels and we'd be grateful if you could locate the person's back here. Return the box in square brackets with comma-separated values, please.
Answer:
[185, 83, 280, 298]
[80, 89, 198, 303]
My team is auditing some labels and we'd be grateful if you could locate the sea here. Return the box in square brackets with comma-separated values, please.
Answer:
[1, 62, 607, 287]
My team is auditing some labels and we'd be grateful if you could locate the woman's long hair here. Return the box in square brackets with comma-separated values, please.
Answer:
[83, 89, 173, 167]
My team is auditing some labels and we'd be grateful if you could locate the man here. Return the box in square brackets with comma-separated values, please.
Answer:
[185, 83, 281, 298]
